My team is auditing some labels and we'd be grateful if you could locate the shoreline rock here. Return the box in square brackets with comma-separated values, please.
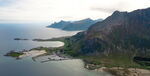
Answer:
[32, 52, 71, 63]
[84, 63, 150, 76]
[94, 67, 150, 76]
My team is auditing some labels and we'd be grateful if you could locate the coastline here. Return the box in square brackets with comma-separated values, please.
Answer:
[6, 36, 150, 76]
[5, 46, 71, 62]
[85, 64, 150, 76]
[32, 52, 71, 63]
[31, 37, 150, 76]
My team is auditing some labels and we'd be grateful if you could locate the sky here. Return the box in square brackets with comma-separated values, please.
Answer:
[0, 0, 150, 23]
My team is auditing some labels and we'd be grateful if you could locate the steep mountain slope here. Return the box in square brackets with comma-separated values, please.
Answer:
[48, 18, 102, 31]
[85, 8, 150, 56]
[64, 7, 150, 67]
[48, 20, 71, 29]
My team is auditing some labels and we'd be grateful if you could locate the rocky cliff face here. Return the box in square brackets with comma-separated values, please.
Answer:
[65, 7, 150, 58]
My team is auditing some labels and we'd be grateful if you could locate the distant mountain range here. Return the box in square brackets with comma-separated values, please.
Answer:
[64, 7, 150, 68]
[47, 18, 103, 31]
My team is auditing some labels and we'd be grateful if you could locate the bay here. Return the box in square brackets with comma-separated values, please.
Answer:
[0, 23, 112, 76]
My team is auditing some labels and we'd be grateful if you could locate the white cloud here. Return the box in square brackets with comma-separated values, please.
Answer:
[0, 0, 150, 23]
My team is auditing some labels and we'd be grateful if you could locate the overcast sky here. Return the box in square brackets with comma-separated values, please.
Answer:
[0, 0, 150, 23]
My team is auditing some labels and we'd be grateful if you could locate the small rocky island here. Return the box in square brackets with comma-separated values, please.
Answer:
[14, 38, 29, 40]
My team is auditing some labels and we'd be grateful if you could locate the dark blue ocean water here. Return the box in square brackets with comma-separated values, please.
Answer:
[0, 23, 112, 76]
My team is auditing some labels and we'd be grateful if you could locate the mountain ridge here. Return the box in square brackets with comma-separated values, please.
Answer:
[47, 18, 103, 31]
[63, 7, 150, 68]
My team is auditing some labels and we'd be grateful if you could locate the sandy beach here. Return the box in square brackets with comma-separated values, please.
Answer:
[19, 50, 47, 58]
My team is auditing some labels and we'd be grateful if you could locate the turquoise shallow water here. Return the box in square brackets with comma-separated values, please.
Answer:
[0, 23, 112, 76]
